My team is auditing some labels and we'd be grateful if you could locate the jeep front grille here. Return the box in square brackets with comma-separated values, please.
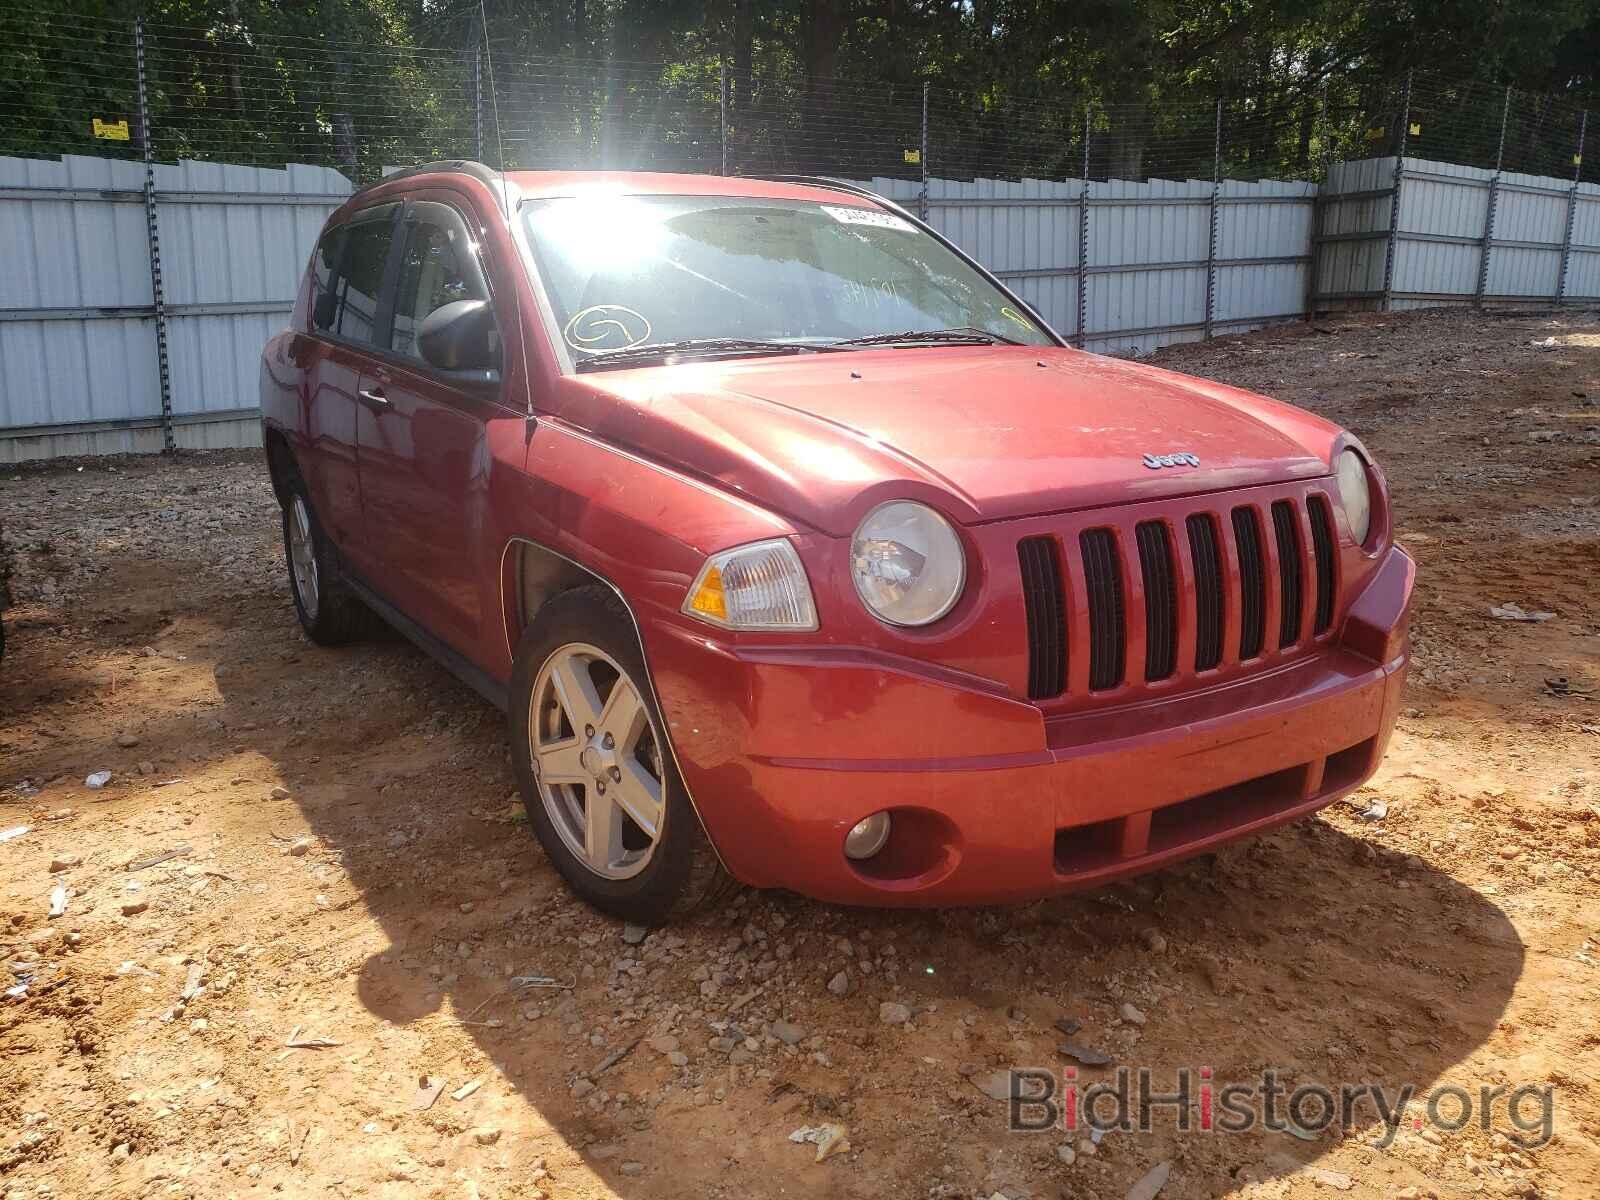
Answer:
[1021, 487, 1340, 699]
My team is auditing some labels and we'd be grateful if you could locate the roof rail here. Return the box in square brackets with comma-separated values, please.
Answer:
[745, 174, 883, 201]
[346, 159, 503, 203]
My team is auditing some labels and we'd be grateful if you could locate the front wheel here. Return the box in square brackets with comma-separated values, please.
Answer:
[509, 586, 729, 923]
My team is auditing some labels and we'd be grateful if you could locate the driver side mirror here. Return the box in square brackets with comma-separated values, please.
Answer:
[419, 300, 501, 374]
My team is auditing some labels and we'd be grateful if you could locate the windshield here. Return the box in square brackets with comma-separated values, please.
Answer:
[519, 193, 1054, 363]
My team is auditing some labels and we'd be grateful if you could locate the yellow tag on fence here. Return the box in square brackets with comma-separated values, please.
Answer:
[903, 149, 921, 165]
[1409, 122, 1422, 137]
[92, 118, 130, 141]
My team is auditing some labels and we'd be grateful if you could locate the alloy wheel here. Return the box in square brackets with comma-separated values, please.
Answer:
[529, 642, 665, 879]
[288, 494, 320, 620]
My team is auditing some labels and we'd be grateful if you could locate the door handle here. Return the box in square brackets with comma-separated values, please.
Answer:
[358, 387, 390, 409]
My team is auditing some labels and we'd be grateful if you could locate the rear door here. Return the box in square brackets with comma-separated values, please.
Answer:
[354, 194, 512, 655]
[298, 202, 402, 574]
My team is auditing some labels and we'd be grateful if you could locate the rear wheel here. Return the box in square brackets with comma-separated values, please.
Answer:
[510, 586, 730, 923]
[280, 470, 380, 646]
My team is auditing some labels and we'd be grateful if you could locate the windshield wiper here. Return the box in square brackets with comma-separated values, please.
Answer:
[576, 337, 826, 371]
[828, 326, 1025, 349]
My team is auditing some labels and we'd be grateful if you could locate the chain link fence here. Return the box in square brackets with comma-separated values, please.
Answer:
[6, 14, 1595, 190]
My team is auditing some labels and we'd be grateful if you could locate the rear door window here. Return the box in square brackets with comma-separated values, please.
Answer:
[336, 210, 399, 344]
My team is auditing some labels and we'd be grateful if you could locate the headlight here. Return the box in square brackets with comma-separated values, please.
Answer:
[682, 538, 818, 630]
[1336, 449, 1372, 546]
[850, 501, 966, 626]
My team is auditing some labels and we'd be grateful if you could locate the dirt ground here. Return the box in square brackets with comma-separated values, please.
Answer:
[2, 308, 1598, 1200]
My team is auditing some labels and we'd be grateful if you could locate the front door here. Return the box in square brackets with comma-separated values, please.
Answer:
[355, 196, 509, 656]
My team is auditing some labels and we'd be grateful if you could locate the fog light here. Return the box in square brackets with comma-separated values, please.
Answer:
[844, 811, 892, 860]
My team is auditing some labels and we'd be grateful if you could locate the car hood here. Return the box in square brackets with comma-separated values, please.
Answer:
[558, 345, 1341, 537]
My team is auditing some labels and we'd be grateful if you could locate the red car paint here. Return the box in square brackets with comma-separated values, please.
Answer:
[261, 167, 1412, 906]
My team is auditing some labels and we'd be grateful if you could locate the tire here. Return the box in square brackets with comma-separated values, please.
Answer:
[509, 585, 731, 924]
[279, 467, 381, 646]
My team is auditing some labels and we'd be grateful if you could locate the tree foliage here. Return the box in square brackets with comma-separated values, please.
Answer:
[5, 0, 1597, 181]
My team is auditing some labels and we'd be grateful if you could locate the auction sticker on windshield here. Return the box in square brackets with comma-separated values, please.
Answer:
[822, 205, 915, 232]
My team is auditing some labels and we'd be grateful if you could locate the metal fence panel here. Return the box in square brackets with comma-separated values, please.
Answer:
[0, 154, 348, 463]
[1566, 186, 1600, 299]
[1484, 170, 1568, 298]
[1086, 177, 1212, 356]
[156, 160, 350, 449]
[0, 154, 161, 462]
[1392, 161, 1488, 304]
[1213, 178, 1316, 326]
[1318, 155, 1596, 310]
[1314, 156, 1396, 305]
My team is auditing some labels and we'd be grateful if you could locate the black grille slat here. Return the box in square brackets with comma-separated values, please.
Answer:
[1186, 514, 1225, 671]
[1018, 536, 1067, 699]
[1271, 500, 1304, 648]
[1232, 507, 1267, 660]
[1080, 529, 1125, 690]
[1309, 495, 1337, 633]
[1136, 521, 1177, 681]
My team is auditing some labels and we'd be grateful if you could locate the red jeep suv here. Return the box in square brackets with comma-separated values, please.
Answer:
[260, 161, 1413, 923]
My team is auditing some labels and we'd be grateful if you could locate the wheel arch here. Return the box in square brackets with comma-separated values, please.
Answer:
[498, 537, 612, 664]
[262, 424, 298, 509]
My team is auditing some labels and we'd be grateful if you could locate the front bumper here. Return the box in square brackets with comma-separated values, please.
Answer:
[647, 545, 1413, 906]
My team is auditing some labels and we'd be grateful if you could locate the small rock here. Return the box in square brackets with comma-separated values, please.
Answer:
[1119, 1002, 1147, 1026]
[270, 786, 291, 800]
[472, 1127, 501, 1146]
[620, 1161, 645, 1176]
[1140, 929, 1167, 953]
[1127, 1161, 1171, 1200]
[571, 1079, 595, 1099]
[1057, 1143, 1076, 1165]
[121, 900, 148, 916]
[285, 838, 312, 857]
[827, 970, 853, 997]
[971, 1071, 1019, 1102]
[1058, 1041, 1113, 1066]
[1306, 1166, 1353, 1191]
[111, 1143, 130, 1161]
[85, 771, 112, 789]
[771, 1020, 806, 1046]
[648, 1035, 680, 1055]
[879, 1001, 912, 1025]
[49, 855, 82, 873]
[667, 1051, 688, 1067]
[622, 923, 648, 945]
[116, 733, 140, 748]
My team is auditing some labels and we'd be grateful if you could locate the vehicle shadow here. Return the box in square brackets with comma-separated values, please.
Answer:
[200, 620, 1527, 1199]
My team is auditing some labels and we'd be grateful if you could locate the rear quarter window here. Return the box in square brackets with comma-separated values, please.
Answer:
[310, 227, 346, 332]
